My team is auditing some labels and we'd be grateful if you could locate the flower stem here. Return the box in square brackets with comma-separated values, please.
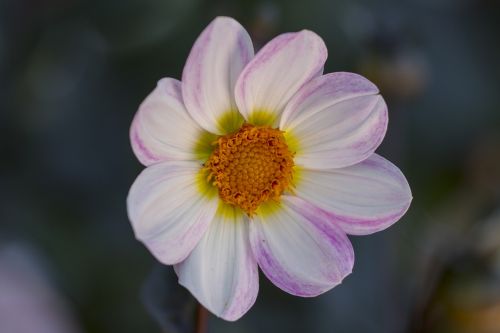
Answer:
[195, 302, 209, 333]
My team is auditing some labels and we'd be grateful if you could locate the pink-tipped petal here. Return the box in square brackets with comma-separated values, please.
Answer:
[280, 72, 388, 169]
[175, 206, 259, 321]
[127, 161, 218, 265]
[250, 196, 354, 297]
[130, 78, 207, 166]
[295, 154, 412, 235]
[235, 30, 327, 126]
[182, 16, 254, 135]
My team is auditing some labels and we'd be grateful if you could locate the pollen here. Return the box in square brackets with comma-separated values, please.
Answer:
[204, 124, 295, 216]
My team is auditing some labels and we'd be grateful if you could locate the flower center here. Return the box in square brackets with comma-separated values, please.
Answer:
[204, 124, 295, 216]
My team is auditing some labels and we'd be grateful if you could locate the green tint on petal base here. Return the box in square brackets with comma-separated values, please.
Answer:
[217, 110, 245, 134]
[255, 200, 283, 219]
[194, 130, 218, 161]
[290, 166, 303, 189]
[247, 110, 277, 127]
[283, 130, 300, 157]
[194, 110, 245, 161]
[215, 202, 245, 222]
[196, 168, 218, 199]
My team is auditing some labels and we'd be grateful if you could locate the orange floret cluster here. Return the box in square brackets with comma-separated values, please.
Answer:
[204, 124, 294, 215]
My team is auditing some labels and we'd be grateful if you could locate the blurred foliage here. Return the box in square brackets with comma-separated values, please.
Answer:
[1, 0, 499, 332]
[141, 265, 197, 333]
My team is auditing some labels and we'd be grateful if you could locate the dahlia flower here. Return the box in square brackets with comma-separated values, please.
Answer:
[127, 16, 412, 321]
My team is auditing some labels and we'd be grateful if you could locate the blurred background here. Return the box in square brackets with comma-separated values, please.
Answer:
[1, 0, 500, 332]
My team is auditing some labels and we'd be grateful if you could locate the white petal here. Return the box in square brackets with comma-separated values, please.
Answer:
[130, 78, 212, 166]
[127, 161, 218, 264]
[182, 16, 254, 135]
[280, 72, 387, 169]
[294, 154, 412, 235]
[250, 196, 354, 297]
[235, 30, 327, 127]
[175, 205, 259, 321]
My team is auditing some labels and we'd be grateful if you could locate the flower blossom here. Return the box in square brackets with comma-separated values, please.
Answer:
[127, 16, 412, 321]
